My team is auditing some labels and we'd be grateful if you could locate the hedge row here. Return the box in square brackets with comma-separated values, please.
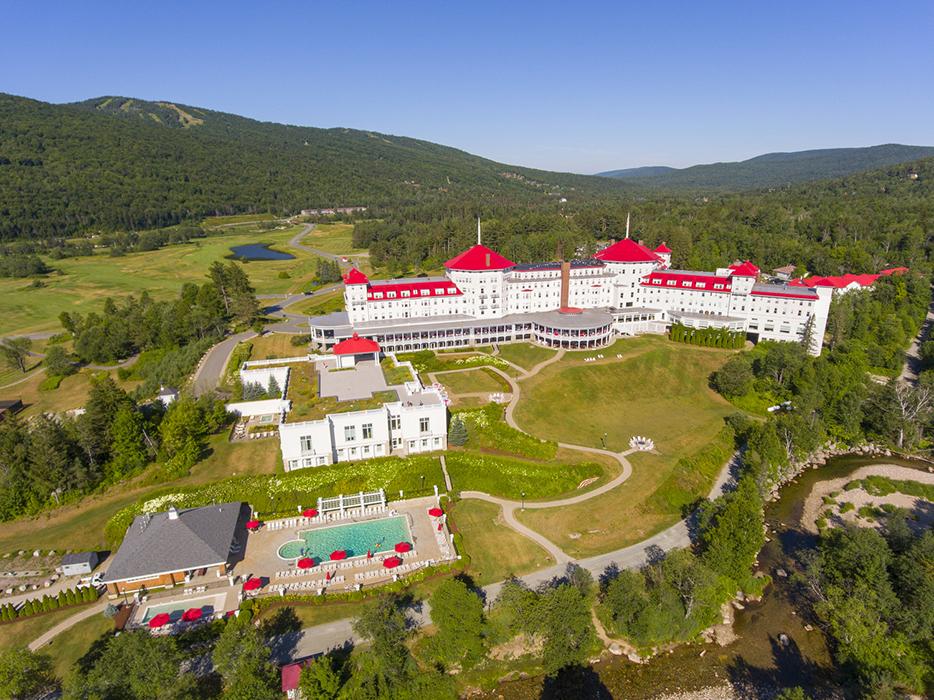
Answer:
[105, 455, 446, 545]
[0, 585, 100, 622]
[669, 323, 745, 349]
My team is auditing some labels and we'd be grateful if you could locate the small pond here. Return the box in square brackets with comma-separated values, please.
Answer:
[228, 243, 295, 261]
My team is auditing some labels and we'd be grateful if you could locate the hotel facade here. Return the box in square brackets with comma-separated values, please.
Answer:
[310, 237, 835, 356]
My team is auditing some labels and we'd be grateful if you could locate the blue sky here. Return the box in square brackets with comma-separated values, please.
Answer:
[3, 1, 932, 173]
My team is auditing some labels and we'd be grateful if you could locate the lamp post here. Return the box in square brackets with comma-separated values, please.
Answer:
[521, 491, 526, 511]
[420, 474, 425, 492]
[601, 432, 607, 449]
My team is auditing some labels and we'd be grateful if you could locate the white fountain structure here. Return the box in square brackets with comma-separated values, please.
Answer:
[629, 435, 655, 451]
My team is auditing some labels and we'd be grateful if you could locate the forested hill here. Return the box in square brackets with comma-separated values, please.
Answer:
[598, 144, 934, 190]
[0, 93, 628, 241]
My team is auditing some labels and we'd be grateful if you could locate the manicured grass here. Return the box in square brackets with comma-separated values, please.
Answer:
[508, 337, 737, 556]
[451, 499, 555, 586]
[303, 223, 365, 255]
[437, 368, 510, 395]
[516, 427, 736, 558]
[0, 433, 281, 555]
[494, 342, 557, 371]
[444, 452, 603, 501]
[380, 356, 414, 385]
[284, 362, 398, 422]
[248, 333, 306, 361]
[289, 289, 345, 316]
[455, 403, 557, 460]
[0, 225, 319, 336]
[0, 605, 113, 680]
[514, 337, 733, 453]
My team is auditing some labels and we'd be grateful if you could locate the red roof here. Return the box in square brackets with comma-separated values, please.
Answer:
[594, 238, 660, 264]
[653, 242, 672, 254]
[789, 273, 880, 289]
[750, 289, 818, 300]
[281, 661, 311, 692]
[641, 271, 733, 293]
[444, 245, 515, 271]
[880, 267, 909, 276]
[332, 333, 380, 355]
[728, 261, 760, 277]
[342, 267, 369, 285]
[367, 279, 462, 301]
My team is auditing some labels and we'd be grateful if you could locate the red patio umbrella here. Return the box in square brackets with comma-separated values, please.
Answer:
[297, 557, 315, 569]
[330, 550, 347, 561]
[302, 508, 318, 518]
[437, 522, 443, 531]
[243, 577, 263, 591]
[383, 556, 402, 569]
[245, 519, 261, 530]
[427, 507, 444, 517]
[325, 570, 332, 581]
[182, 607, 203, 622]
[148, 612, 171, 628]
[394, 542, 412, 553]
[367, 550, 373, 559]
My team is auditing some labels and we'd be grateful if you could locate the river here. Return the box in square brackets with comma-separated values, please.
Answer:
[487, 455, 932, 699]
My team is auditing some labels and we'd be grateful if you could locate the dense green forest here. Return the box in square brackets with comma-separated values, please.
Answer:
[0, 93, 627, 241]
[598, 144, 934, 189]
[356, 155, 934, 275]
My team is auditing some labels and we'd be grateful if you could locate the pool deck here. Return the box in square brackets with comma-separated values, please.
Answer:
[233, 496, 454, 594]
[129, 585, 240, 629]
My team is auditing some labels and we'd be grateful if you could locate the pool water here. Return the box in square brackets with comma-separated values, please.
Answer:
[141, 594, 218, 622]
[278, 516, 411, 560]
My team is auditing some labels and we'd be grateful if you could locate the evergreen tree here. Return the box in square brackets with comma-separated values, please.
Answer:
[107, 405, 148, 480]
[448, 415, 468, 446]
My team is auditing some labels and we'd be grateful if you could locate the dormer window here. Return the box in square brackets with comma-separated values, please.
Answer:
[374, 292, 383, 299]
[388, 292, 396, 298]
[401, 291, 410, 298]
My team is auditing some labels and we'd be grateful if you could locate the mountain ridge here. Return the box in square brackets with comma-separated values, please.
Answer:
[597, 144, 934, 189]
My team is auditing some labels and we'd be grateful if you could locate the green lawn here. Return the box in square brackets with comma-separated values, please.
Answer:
[248, 333, 306, 361]
[289, 289, 345, 316]
[380, 356, 414, 385]
[514, 337, 733, 453]
[0, 605, 113, 680]
[451, 499, 555, 586]
[0, 224, 319, 336]
[437, 368, 510, 395]
[494, 343, 558, 371]
[303, 223, 366, 255]
[0, 433, 282, 555]
[509, 337, 737, 556]
[444, 452, 604, 501]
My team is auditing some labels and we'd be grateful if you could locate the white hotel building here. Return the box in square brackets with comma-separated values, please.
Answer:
[310, 237, 834, 356]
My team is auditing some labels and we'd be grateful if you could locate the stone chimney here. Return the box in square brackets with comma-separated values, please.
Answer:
[560, 261, 571, 309]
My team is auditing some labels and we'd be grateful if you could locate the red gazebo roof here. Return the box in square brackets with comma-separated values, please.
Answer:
[444, 245, 515, 271]
[728, 261, 760, 277]
[653, 242, 672, 254]
[333, 333, 380, 355]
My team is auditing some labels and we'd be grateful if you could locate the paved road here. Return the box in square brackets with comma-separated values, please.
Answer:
[191, 331, 257, 396]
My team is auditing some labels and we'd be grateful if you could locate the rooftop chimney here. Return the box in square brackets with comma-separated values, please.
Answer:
[485, 252, 491, 267]
[168, 505, 179, 521]
[560, 260, 571, 309]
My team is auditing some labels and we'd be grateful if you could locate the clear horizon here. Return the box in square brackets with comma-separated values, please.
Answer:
[3, 1, 932, 174]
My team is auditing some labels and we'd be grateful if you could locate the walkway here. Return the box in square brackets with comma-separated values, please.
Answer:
[899, 287, 934, 384]
[29, 599, 108, 652]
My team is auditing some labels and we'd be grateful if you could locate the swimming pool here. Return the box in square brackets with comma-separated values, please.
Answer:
[140, 594, 220, 622]
[278, 516, 411, 561]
